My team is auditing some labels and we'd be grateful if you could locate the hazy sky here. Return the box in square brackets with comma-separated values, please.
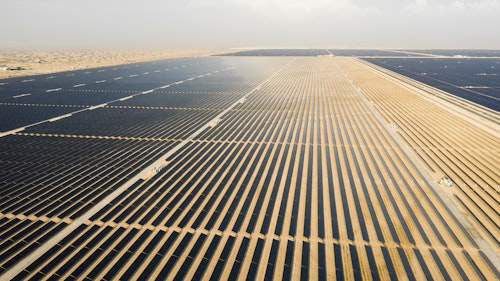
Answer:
[1, 0, 499, 49]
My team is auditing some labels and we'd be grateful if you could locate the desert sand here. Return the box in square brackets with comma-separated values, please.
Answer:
[0, 48, 225, 79]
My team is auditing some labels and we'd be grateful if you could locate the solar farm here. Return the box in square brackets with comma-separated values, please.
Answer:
[0, 50, 499, 280]
[364, 57, 500, 111]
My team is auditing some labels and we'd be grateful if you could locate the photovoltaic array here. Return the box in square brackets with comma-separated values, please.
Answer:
[0, 52, 498, 280]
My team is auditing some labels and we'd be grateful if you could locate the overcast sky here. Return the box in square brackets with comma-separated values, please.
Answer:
[1, 0, 499, 49]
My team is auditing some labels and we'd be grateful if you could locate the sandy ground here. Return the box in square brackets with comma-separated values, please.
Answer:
[0, 48, 225, 79]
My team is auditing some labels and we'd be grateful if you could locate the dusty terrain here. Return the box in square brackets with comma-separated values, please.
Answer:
[0, 49, 224, 79]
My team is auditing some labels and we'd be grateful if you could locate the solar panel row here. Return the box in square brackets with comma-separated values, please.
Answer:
[399, 49, 500, 57]
[0, 56, 498, 280]
[364, 58, 500, 111]
[219, 49, 430, 57]
[218, 49, 332, 57]
[15, 222, 492, 280]
[0, 136, 176, 218]
[0, 57, 290, 278]
[338, 57, 500, 253]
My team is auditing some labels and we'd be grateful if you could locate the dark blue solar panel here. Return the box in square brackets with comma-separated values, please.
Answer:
[364, 58, 500, 111]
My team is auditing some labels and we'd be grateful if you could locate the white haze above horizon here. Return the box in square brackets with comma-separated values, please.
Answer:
[0, 0, 499, 49]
